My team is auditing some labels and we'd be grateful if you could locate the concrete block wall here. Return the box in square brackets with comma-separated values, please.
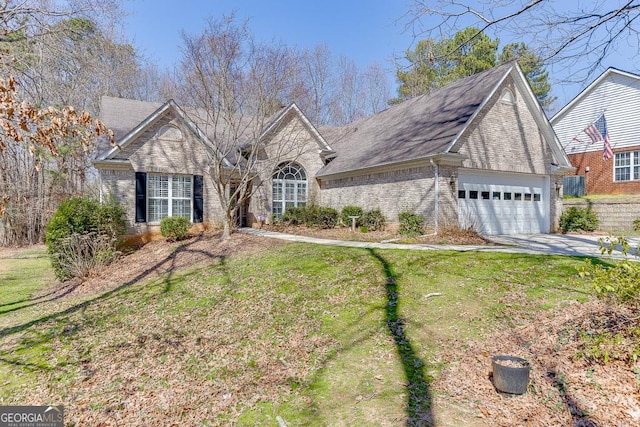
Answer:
[563, 197, 640, 231]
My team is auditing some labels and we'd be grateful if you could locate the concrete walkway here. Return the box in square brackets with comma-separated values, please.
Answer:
[240, 228, 640, 260]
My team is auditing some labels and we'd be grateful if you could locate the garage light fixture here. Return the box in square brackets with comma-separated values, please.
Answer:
[449, 174, 457, 186]
[555, 181, 562, 195]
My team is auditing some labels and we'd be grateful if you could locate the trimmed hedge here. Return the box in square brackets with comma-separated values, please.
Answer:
[281, 205, 339, 228]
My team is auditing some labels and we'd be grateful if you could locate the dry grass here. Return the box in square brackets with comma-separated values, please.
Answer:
[1, 231, 639, 426]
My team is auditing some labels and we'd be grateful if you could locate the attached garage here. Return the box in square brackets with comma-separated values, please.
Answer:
[457, 172, 550, 235]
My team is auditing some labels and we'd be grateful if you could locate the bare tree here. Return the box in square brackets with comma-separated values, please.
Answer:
[406, 1, 640, 83]
[363, 62, 392, 114]
[0, 75, 112, 244]
[328, 55, 367, 125]
[179, 15, 314, 239]
[298, 44, 333, 125]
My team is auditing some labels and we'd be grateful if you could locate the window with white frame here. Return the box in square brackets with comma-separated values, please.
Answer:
[614, 151, 640, 182]
[147, 174, 192, 222]
[272, 163, 307, 218]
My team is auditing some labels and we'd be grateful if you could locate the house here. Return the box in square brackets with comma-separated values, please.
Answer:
[551, 68, 640, 195]
[94, 62, 572, 236]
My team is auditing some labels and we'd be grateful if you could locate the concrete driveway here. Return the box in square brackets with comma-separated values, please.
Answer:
[240, 228, 639, 260]
[489, 234, 639, 259]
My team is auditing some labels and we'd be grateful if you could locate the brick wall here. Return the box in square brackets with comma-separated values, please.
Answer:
[567, 144, 640, 195]
[247, 114, 326, 224]
[319, 165, 439, 230]
[98, 112, 224, 234]
[563, 197, 640, 231]
[457, 76, 555, 175]
[454, 75, 564, 231]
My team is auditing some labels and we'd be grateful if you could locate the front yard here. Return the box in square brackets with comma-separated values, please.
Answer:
[0, 233, 638, 425]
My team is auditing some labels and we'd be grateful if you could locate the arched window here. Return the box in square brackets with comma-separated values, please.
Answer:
[272, 162, 307, 217]
[500, 88, 515, 105]
[156, 124, 184, 141]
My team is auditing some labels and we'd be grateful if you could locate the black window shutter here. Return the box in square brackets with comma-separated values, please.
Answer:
[193, 175, 203, 223]
[135, 172, 147, 223]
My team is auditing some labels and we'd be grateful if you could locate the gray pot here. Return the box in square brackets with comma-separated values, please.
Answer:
[492, 355, 530, 394]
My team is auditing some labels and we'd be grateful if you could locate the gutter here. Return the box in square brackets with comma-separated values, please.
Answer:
[430, 158, 439, 235]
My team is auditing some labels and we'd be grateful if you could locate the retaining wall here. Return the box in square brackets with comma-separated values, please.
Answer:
[563, 196, 640, 232]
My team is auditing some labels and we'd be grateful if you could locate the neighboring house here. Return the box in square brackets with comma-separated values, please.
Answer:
[551, 68, 640, 195]
[94, 62, 572, 236]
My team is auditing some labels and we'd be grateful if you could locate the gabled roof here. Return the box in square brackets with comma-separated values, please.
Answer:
[317, 62, 570, 178]
[259, 103, 333, 155]
[95, 98, 234, 168]
[95, 96, 332, 167]
[550, 68, 640, 123]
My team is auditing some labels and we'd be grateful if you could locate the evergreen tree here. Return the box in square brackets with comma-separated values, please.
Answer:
[393, 28, 554, 111]
[499, 42, 555, 110]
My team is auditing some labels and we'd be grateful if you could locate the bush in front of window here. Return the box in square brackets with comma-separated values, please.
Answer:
[160, 216, 191, 241]
[281, 206, 306, 225]
[340, 206, 364, 227]
[361, 208, 386, 231]
[559, 206, 599, 233]
[399, 211, 425, 237]
[46, 196, 126, 280]
[281, 205, 338, 229]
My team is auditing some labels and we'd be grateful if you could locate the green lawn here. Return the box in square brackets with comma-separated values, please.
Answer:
[0, 241, 592, 425]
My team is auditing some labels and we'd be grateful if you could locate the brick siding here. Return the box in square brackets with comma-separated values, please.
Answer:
[566, 144, 640, 195]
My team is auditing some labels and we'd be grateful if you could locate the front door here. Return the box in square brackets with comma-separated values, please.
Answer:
[230, 183, 250, 227]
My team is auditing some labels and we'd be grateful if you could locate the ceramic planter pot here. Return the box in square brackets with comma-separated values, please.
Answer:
[492, 355, 530, 395]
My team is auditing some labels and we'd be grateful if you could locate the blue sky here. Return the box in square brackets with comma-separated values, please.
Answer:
[123, 0, 412, 70]
[122, 0, 634, 114]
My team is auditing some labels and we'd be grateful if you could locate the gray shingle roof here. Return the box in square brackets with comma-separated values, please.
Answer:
[316, 62, 514, 177]
[98, 96, 287, 164]
[100, 96, 163, 141]
[98, 63, 519, 174]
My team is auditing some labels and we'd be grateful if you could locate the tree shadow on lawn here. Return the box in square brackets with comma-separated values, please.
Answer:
[0, 282, 83, 315]
[0, 233, 228, 345]
[368, 248, 434, 426]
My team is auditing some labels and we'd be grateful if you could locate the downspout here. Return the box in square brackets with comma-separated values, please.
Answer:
[98, 169, 103, 203]
[430, 158, 439, 235]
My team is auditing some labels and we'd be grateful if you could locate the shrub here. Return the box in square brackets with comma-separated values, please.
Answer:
[634, 218, 640, 232]
[49, 232, 120, 281]
[281, 205, 338, 229]
[576, 236, 640, 363]
[302, 204, 320, 226]
[579, 236, 640, 305]
[559, 206, 599, 233]
[399, 211, 425, 237]
[281, 206, 306, 225]
[361, 208, 386, 231]
[46, 196, 126, 280]
[341, 205, 364, 227]
[316, 207, 339, 229]
[160, 216, 191, 241]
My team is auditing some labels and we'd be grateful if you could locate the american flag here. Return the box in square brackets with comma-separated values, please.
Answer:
[577, 114, 613, 160]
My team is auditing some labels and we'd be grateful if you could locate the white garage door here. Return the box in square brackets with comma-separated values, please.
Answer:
[457, 172, 549, 235]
